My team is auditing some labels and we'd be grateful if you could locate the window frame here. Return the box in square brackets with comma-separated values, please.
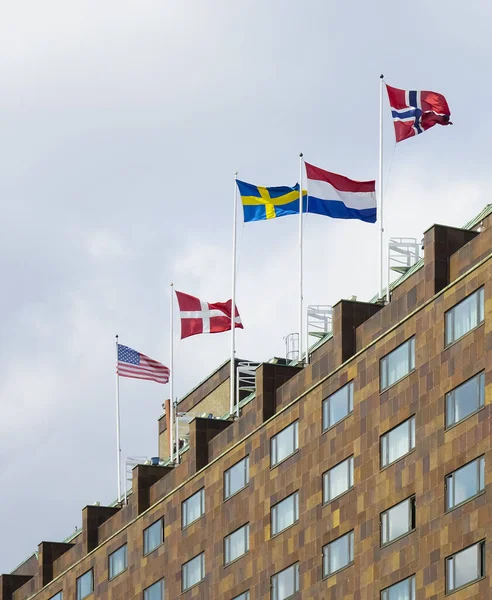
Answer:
[322, 530, 354, 578]
[143, 518, 164, 555]
[446, 540, 486, 593]
[270, 421, 299, 468]
[380, 496, 416, 547]
[322, 455, 354, 504]
[445, 371, 485, 429]
[380, 574, 416, 600]
[445, 287, 485, 347]
[380, 337, 415, 392]
[232, 592, 250, 600]
[380, 415, 416, 469]
[445, 455, 485, 511]
[143, 578, 165, 600]
[49, 593, 63, 600]
[224, 523, 250, 566]
[271, 491, 299, 537]
[270, 562, 300, 600]
[108, 543, 128, 580]
[76, 569, 94, 600]
[322, 381, 354, 431]
[182, 488, 205, 528]
[224, 456, 250, 500]
[181, 552, 205, 592]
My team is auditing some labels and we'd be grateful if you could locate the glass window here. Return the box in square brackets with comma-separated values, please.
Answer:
[446, 541, 485, 592]
[232, 592, 250, 600]
[323, 530, 354, 577]
[182, 552, 205, 592]
[144, 519, 163, 555]
[182, 488, 205, 527]
[143, 579, 164, 600]
[445, 287, 484, 346]
[322, 381, 354, 430]
[380, 337, 415, 391]
[381, 575, 416, 600]
[224, 456, 249, 500]
[76, 569, 93, 600]
[446, 372, 485, 428]
[381, 416, 416, 468]
[49, 593, 63, 600]
[446, 456, 485, 510]
[271, 563, 299, 600]
[224, 523, 249, 565]
[109, 544, 127, 579]
[381, 497, 415, 546]
[323, 456, 354, 503]
[271, 491, 299, 536]
[271, 421, 299, 467]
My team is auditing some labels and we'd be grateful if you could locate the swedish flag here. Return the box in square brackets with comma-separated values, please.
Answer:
[236, 180, 308, 222]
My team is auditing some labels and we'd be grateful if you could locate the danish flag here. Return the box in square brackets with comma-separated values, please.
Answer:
[386, 84, 452, 143]
[175, 291, 243, 339]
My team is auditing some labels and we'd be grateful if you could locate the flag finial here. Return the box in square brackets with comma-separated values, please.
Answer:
[380, 73, 384, 79]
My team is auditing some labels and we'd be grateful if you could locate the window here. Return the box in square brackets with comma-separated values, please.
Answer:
[445, 287, 484, 346]
[182, 552, 205, 592]
[446, 456, 485, 510]
[182, 488, 205, 527]
[446, 372, 485, 428]
[109, 544, 127, 579]
[232, 592, 250, 600]
[381, 575, 415, 600]
[224, 523, 249, 565]
[381, 496, 415, 546]
[271, 491, 299, 536]
[271, 421, 299, 467]
[76, 569, 93, 600]
[380, 337, 415, 391]
[271, 563, 299, 600]
[49, 593, 63, 600]
[143, 579, 164, 600]
[446, 541, 485, 592]
[323, 456, 354, 503]
[322, 381, 354, 430]
[381, 416, 416, 468]
[323, 530, 354, 577]
[144, 519, 163, 555]
[224, 456, 249, 499]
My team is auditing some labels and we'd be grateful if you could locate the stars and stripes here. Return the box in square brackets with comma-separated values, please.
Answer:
[117, 344, 170, 384]
[386, 84, 452, 143]
[175, 290, 243, 339]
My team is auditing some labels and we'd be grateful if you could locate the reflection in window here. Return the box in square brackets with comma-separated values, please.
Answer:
[445, 287, 484, 346]
[446, 372, 485, 428]
[271, 421, 299, 467]
[381, 416, 415, 468]
[323, 531, 354, 577]
[182, 553, 205, 592]
[109, 544, 127, 579]
[323, 456, 354, 503]
[271, 563, 299, 600]
[224, 523, 249, 565]
[446, 541, 485, 592]
[381, 497, 415, 546]
[271, 492, 299, 536]
[446, 456, 485, 510]
[182, 488, 205, 527]
[322, 382, 354, 430]
[76, 570, 93, 600]
[380, 338, 415, 391]
[224, 457, 249, 500]
[381, 575, 415, 600]
[143, 579, 164, 600]
[144, 519, 163, 555]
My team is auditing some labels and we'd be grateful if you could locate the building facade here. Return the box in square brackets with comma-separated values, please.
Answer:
[1, 206, 491, 600]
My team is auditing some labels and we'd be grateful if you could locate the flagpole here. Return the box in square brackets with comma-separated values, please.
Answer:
[299, 153, 304, 362]
[169, 283, 175, 462]
[231, 172, 238, 417]
[115, 335, 122, 504]
[378, 74, 385, 301]
[174, 400, 180, 464]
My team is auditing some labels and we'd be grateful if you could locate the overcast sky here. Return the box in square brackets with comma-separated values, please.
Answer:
[1, 0, 491, 572]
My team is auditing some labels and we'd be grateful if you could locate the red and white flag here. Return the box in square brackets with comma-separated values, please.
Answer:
[175, 291, 243, 339]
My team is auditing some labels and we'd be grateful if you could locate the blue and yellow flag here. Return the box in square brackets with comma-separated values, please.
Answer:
[236, 180, 308, 222]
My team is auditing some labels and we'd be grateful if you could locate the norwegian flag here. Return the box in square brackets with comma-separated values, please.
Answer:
[175, 291, 243, 339]
[386, 84, 452, 143]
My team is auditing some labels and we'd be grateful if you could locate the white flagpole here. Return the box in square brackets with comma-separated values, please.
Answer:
[379, 74, 385, 301]
[115, 335, 122, 503]
[299, 153, 304, 362]
[231, 172, 238, 417]
[169, 283, 175, 462]
[174, 400, 180, 464]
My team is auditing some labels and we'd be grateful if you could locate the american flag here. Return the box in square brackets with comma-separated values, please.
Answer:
[117, 344, 170, 384]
